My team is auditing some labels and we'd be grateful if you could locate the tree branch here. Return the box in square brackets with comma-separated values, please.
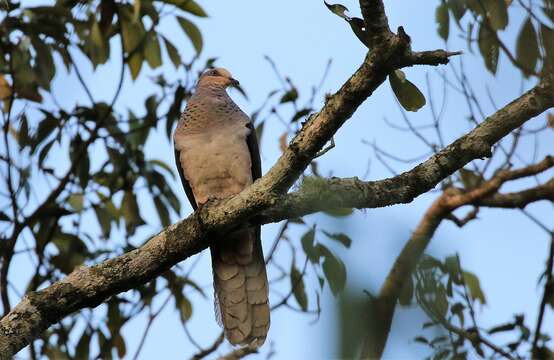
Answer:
[361, 157, 554, 358]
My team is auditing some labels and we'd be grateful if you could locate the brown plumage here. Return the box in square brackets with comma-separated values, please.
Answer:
[173, 68, 270, 346]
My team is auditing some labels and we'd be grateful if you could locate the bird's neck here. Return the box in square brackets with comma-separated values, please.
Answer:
[196, 84, 228, 97]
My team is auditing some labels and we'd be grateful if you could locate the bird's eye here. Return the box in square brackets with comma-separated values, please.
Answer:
[207, 69, 218, 76]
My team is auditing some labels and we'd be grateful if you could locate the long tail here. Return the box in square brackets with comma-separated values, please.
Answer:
[210, 227, 270, 345]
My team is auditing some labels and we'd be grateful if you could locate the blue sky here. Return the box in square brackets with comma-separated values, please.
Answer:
[9, 0, 554, 359]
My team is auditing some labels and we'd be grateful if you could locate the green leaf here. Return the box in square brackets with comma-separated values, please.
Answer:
[122, 190, 145, 235]
[323, 208, 353, 217]
[88, 20, 109, 66]
[154, 196, 170, 227]
[436, 2, 450, 40]
[120, 12, 144, 54]
[94, 205, 112, 239]
[322, 231, 352, 248]
[447, 0, 466, 22]
[462, 271, 487, 304]
[389, 70, 426, 112]
[323, 0, 350, 19]
[516, 17, 539, 77]
[280, 88, 298, 103]
[161, 0, 207, 16]
[177, 16, 203, 54]
[128, 51, 144, 80]
[435, 285, 449, 318]
[178, 296, 193, 322]
[483, 0, 508, 30]
[68, 194, 84, 212]
[162, 36, 181, 68]
[301, 228, 319, 263]
[322, 250, 347, 296]
[541, 25, 554, 72]
[290, 263, 308, 311]
[143, 31, 162, 69]
[291, 108, 312, 123]
[478, 23, 500, 74]
[75, 330, 91, 359]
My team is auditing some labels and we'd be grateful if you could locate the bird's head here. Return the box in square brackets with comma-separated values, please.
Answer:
[197, 67, 240, 88]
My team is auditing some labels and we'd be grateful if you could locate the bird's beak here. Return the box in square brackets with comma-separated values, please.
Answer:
[229, 78, 240, 87]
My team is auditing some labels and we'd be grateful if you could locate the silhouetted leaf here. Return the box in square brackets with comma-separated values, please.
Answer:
[389, 70, 426, 112]
[478, 23, 499, 74]
[516, 17, 539, 77]
[436, 2, 450, 40]
[163, 0, 207, 17]
[324, 0, 349, 19]
[291, 263, 308, 311]
[280, 88, 298, 103]
[483, 0, 508, 30]
[322, 231, 352, 248]
[322, 250, 346, 296]
[144, 31, 162, 69]
[301, 228, 319, 263]
[162, 36, 181, 68]
[75, 330, 91, 359]
[154, 196, 170, 227]
[463, 271, 487, 304]
[177, 16, 203, 54]
[68, 194, 84, 212]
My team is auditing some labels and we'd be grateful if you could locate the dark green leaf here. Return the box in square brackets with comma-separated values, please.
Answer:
[162, 0, 207, 17]
[463, 271, 487, 304]
[478, 23, 500, 74]
[322, 231, 352, 248]
[301, 228, 319, 263]
[143, 31, 162, 69]
[154, 196, 170, 227]
[280, 88, 298, 103]
[162, 36, 181, 68]
[291, 108, 312, 122]
[483, 0, 508, 30]
[128, 51, 144, 80]
[516, 17, 540, 77]
[290, 263, 308, 311]
[122, 190, 145, 235]
[177, 16, 203, 54]
[436, 2, 450, 40]
[389, 70, 426, 112]
[68, 194, 84, 212]
[324, 0, 349, 19]
[448, 0, 466, 22]
[322, 250, 347, 296]
[75, 330, 91, 359]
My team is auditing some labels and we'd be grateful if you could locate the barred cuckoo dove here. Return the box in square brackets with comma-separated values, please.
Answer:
[173, 68, 270, 346]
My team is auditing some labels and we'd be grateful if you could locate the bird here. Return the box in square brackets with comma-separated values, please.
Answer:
[173, 68, 270, 346]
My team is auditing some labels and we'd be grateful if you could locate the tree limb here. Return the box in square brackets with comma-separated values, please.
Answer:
[361, 157, 554, 358]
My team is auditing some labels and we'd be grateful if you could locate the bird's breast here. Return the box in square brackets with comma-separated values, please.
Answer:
[175, 120, 253, 205]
